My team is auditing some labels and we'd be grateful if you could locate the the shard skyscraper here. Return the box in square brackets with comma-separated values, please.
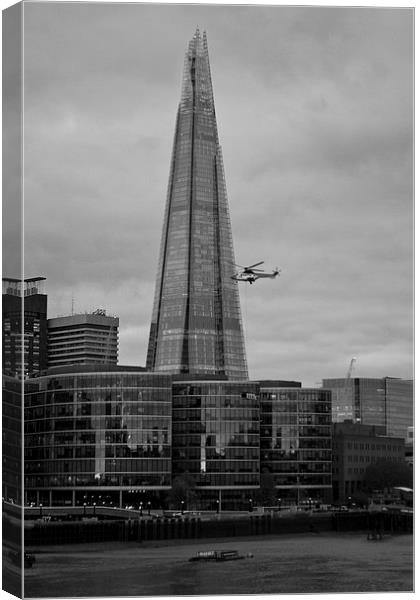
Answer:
[146, 29, 248, 380]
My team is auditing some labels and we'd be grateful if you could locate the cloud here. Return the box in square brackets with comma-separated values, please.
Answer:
[15, 4, 413, 385]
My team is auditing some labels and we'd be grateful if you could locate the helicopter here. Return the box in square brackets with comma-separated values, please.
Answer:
[231, 261, 281, 285]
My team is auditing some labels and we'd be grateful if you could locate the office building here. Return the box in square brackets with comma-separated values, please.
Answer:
[322, 377, 385, 425]
[24, 369, 311, 509]
[146, 29, 248, 380]
[322, 376, 413, 439]
[3, 376, 22, 504]
[2, 277, 48, 378]
[332, 422, 406, 503]
[172, 378, 260, 510]
[404, 426, 413, 467]
[47, 310, 119, 368]
[259, 384, 333, 504]
[385, 378, 413, 439]
[2, 276, 47, 505]
[24, 366, 172, 507]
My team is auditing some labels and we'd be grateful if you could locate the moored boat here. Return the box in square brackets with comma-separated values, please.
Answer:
[189, 550, 252, 562]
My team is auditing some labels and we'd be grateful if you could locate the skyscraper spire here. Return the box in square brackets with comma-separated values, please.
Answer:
[146, 31, 248, 380]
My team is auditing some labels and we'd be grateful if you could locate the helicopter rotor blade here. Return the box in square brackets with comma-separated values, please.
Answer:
[247, 261, 264, 269]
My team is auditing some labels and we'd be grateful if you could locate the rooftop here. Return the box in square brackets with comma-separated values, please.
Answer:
[40, 364, 147, 376]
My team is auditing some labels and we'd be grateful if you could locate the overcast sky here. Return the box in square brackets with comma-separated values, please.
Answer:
[18, 2, 413, 386]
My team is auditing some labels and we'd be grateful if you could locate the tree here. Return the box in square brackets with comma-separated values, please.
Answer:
[350, 490, 370, 508]
[255, 470, 277, 506]
[165, 474, 198, 510]
[362, 459, 413, 492]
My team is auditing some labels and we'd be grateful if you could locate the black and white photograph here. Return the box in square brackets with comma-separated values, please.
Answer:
[2, 1, 414, 597]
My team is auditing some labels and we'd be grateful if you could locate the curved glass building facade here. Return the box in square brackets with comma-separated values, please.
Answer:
[172, 380, 260, 509]
[22, 373, 333, 507]
[24, 369, 172, 506]
[3, 376, 22, 504]
[260, 387, 332, 503]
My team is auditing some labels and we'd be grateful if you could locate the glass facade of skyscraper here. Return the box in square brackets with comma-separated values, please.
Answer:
[323, 377, 387, 428]
[3, 277, 48, 379]
[147, 30, 248, 380]
[260, 387, 332, 503]
[357, 378, 386, 427]
[24, 369, 172, 506]
[322, 376, 413, 438]
[322, 377, 356, 422]
[385, 377, 413, 438]
[172, 380, 260, 508]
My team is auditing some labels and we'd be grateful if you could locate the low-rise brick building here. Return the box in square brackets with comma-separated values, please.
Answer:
[332, 421, 405, 504]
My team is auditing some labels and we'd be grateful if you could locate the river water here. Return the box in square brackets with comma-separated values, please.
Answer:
[24, 531, 413, 597]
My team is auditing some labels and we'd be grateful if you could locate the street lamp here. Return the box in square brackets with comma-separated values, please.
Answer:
[83, 502, 87, 517]
[39, 504, 43, 518]
[248, 498, 253, 513]
[93, 502, 97, 517]
[181, 500, 185, 514]
[216, 499, 220, 513]
[139, 502, 143, 517]
[147, 501, 151, 516]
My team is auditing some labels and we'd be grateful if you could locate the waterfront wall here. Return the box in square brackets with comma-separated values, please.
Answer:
[17, 511, 413, 546]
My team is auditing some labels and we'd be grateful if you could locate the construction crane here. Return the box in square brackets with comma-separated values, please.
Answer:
[345, 358, 356, 380]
